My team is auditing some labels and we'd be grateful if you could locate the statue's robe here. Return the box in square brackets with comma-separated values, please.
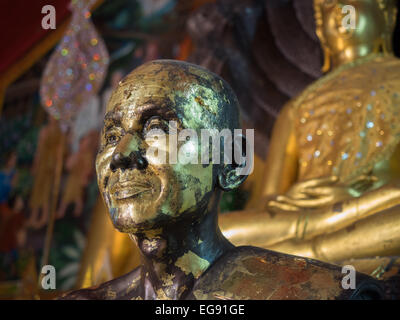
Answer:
[60, 246, 384, 300]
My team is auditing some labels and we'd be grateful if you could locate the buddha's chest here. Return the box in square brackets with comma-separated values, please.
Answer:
[294, 62, 400, 183]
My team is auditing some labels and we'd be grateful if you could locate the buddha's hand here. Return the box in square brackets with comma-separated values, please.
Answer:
[266, 175, 377, 212]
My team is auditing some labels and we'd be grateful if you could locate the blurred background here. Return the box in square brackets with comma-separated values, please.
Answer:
[1, 0, 400, 299]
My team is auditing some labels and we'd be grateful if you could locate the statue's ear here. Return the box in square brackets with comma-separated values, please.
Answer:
[217, 133, 253, 191]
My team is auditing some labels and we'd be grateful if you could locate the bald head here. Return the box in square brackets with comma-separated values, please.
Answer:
[107, 60, 241, 132]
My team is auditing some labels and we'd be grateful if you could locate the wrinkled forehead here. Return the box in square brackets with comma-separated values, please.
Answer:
[105, 62, 231, 130]
[106, 83, 175, 116]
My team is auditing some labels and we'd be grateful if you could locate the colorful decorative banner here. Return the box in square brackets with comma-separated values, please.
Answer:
[40, 0, 109, 128]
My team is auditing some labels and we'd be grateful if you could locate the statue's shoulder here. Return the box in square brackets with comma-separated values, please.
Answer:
[58, 266, 143, 300]
[189, 246, 384, 300]
[289, 54, 400, 112]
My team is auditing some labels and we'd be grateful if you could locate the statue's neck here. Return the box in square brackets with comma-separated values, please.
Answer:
[131, 200, 234, 299]
[328, 42, 394, 72]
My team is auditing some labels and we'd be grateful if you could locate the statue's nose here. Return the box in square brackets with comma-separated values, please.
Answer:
[110, 151, 148, 171]
[110, 134, 148, 171]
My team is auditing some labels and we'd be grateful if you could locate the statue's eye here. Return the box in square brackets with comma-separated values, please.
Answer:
[105, 133, 121, 145]
[143, 116, 170, 135]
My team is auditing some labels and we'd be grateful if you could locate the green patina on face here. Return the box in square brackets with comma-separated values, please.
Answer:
[172, 79, 236, 132]
[174, 162, 214, 214]
[125, 137, 141, 156]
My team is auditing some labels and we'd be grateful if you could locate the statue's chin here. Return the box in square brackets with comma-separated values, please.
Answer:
[111, 217, 141, 234]
[108, 208, 161, 234]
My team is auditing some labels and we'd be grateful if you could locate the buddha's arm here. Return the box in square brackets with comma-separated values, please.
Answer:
[261, 102, 299, 198]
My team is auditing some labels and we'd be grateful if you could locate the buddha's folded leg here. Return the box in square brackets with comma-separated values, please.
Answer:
[267, 205, 400, 263]
[338, 256, 400, 280]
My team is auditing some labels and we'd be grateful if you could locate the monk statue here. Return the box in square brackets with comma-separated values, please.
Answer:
[219, 0, 400, 271]
[60, 60, 384, 299]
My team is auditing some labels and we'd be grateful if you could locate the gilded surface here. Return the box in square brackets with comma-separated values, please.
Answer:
[59, 60, 383, 300]
[294, 54, 400, 183]
[220, 0, 400, 273]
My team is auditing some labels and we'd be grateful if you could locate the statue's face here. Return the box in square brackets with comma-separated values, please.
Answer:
[317, 0, 389, 54]
[95, 68, 216, 233]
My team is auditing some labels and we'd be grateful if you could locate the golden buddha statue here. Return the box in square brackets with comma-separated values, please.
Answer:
[60, 60, 384, 300]
[27, 115, 65, 229]
[219, 0, 400, 268]
[57, 130, 98, 219]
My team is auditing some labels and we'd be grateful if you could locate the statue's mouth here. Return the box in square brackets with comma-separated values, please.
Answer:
[111, 181, 153, 200]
